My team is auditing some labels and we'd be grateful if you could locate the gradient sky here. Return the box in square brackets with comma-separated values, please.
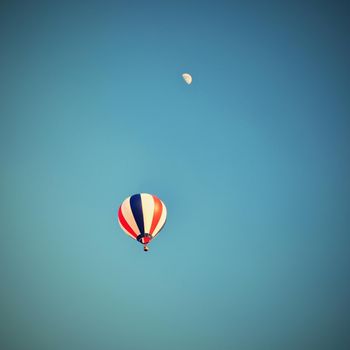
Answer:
[1, 1, 350, 349]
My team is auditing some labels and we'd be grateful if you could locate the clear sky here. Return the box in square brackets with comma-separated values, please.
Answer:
[1, 1, 350, 349]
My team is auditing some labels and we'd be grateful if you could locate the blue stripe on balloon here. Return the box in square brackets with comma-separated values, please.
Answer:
[130, 194, 145, 234]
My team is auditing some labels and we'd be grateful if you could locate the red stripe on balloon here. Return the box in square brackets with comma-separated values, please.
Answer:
[149, 195, 163, 234]
[118, 206, 138, 238]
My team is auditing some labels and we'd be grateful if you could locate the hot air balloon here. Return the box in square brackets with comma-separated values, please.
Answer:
[118, 193, 167, 252]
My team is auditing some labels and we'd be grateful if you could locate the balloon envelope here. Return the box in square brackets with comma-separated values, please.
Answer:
[118, 193, 167, 246]
[182, 73, 192, 84]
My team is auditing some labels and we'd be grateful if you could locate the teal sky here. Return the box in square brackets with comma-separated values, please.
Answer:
[1, 1, 349, 349]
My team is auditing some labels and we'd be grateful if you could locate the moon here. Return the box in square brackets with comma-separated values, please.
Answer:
[182, 73, 192, 85]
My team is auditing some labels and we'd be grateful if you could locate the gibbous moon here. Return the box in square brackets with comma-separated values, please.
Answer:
[182, 73, 192, 85]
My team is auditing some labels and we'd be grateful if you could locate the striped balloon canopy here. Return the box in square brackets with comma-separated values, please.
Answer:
[118, 193, 167, 251]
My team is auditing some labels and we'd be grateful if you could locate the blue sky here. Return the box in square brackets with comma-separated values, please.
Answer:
[1, 1, 349, 349]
